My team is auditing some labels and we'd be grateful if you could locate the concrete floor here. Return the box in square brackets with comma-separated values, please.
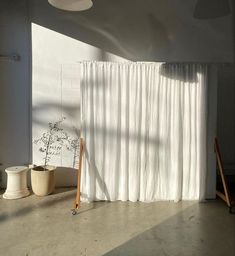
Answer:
[0, 189, 234, 256]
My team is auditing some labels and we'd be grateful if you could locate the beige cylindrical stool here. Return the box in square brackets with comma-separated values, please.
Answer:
[3, 166, 30, 199]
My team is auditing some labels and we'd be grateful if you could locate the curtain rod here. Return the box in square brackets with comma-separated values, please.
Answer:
[0, 53, 20, 62]
[164, 62, 234, 65]
[76, 61, 234, 65]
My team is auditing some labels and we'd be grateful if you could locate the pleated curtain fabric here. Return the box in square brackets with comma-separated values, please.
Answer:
[80, 62, 207, 202]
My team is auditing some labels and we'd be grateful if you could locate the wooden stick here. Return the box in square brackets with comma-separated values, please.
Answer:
[73, 137, 84, 209]
[214, 138, 233, 208]
[216, 190, 228, 204]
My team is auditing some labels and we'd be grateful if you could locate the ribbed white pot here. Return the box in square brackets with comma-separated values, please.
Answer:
[31, 165, 56, 196]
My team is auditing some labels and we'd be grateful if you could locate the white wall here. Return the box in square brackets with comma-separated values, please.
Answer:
[32, 23, 126, 186]
[0, 0, 31, 187]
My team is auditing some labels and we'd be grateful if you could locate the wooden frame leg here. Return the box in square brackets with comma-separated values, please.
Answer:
[214, 138, 234, 212]
[72, 138, 84, 214]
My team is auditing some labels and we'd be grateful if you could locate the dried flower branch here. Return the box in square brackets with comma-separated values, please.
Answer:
[66, 127, 80, 168]
[34, 117, 68, 169]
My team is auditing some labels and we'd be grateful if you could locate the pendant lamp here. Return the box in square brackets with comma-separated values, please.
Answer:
[48, 0, 93, 11]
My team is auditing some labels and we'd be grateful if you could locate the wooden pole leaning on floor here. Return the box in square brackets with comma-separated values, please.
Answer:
[71, 137, 84, 215]
[214, 138, 234, 213]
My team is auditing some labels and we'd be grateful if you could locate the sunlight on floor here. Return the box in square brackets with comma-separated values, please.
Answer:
[1, 189, 234, 256]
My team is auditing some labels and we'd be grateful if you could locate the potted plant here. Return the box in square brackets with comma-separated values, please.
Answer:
[31, 117, 68, 196]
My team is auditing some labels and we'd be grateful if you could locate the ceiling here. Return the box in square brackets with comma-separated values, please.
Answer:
[30, 0, 234, 62]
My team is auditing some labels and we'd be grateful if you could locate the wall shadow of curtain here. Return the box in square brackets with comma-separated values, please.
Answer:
[159, 63, 201, 83]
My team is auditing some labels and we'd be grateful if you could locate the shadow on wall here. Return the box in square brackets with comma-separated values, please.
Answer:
[29, 0, 234, 62]
[55, 167, 77, 187]
[160, 63, 201, 83]
[30, 0, 172, 61]
[33, 102, 80, 133]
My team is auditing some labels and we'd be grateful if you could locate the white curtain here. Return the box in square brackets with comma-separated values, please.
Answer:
[80, 62, 207, 202]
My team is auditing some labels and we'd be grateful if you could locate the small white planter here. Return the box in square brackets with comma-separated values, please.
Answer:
[31, 165, 56, 196]
[3, 166, 30, 199]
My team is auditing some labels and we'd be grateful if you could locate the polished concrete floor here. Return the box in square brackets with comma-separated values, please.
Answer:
[0, 188, 234, 256]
